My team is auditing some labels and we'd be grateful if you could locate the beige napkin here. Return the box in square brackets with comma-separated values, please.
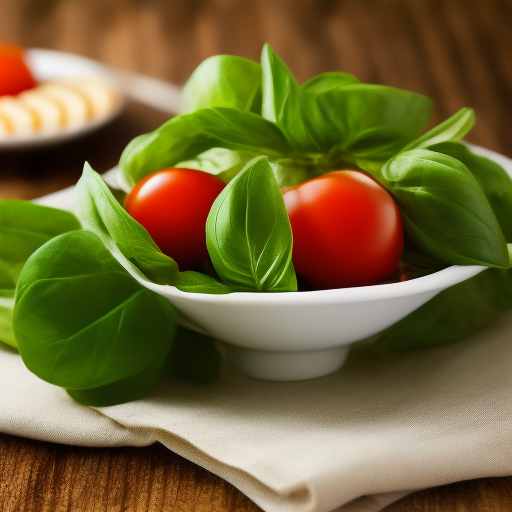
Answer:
[1, 181, 511, 512]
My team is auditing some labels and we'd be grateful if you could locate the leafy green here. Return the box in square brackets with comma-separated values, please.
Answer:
[428, 142, 512, 241]
[13, 231, 176, 390]
[206, 156, 297, 292]
[300, 72, 360, 94]
[77, 163, 178, 285]
[174, 271, 231, 294]
[369, 268, 512, 355]
[119, 107, 291, 188]
[183, 55, 262, 114]
[164, 326, 222, 384]
[401, 108, 475, 153]
[382, 149, 509, 268]
[0, 201, 81, 348]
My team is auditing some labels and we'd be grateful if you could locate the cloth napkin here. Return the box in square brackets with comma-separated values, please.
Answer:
[1, 181, 512, 512]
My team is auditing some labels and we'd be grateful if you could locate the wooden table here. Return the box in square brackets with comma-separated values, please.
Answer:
[1, 1, 512, 510]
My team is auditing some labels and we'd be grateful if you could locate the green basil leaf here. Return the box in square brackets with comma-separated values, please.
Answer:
[261, 43, 317, 151]
[164, 326, 222, 384]
[312, 84, 433, 159]
[120, 107, 291, 188]
[300, 71, 360, 94]
[383, 149, 509, 268]
[368, 268, 512, 355]
[428, 142, 512, 242]
[401, 108, 475, 153]
[66, 340, 170, 406]
[183, 55, 262, 114]
[0, 201, 81, 348]
[13, 231, 176, 390]
[206, 156, 297, 292]
[77, 163, 178, 285]
[175, 271, 231, 294]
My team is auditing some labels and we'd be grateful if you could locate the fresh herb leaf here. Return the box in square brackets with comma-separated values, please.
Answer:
[164, 326, 222, 384]
[401, 108, 475, 153]
[382, 149, 509, 268]
[175, 271, 231, 294]
[13, 231, 176, 390]
[368, 268, 512, 355]
[183, 55, 262, 114]
[0, 201, 81, 348]
[119, 107, 291, 188]
[300, 71, 360, 94]
[207, 156, 297, 292]
[428, 142, 512, 241]
[77, 163, 179, 285]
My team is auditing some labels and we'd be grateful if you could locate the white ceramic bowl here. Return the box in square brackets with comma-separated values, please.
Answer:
[114, 145, 509, 382]
[0, 49, 124, 150]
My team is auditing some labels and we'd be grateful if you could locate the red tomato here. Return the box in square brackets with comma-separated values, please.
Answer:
[283, 170, 403, 288]
[0, 45, 37, 96]
[125, 168, 225, 270]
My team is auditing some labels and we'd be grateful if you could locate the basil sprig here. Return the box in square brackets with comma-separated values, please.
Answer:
[0, 201, 81, 348]
[206, 156, 297, 292]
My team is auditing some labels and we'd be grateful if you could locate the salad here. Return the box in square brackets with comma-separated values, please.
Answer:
[2, 44, 512, 405]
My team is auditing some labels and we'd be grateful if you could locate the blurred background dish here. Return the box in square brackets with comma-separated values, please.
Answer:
[0, 48, 124, 149]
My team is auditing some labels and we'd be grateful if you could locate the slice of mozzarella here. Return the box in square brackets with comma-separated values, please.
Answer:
[37, 83, 89, 128]
[0, 97, 36, 135]
[18, 89, 62, 133]
[0, 114, 12, 138]
[64, 78, 118, 119]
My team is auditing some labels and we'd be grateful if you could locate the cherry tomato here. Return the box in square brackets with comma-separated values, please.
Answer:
[0, 45, 37, 96]
[283, 170, 403, 288]
[125, 168, 225, 270]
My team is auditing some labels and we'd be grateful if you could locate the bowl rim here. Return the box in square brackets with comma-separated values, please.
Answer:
[118, 145, 509, 306]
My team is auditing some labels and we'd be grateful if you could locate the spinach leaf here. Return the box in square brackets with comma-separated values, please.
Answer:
[119, 107, 291, 188]
[428, 142, 512, 241]
[183, 55, 262, 114]
[206, 156, 297, 292]
[369, 268, 512, 355]
[401, 108, 475, 153]
[77, 163, 178, 285]
[164, 326, 222, 384]
[13, 231, 176, 390]
[0, 201, 81, 348]
[382, 149, 509, 268]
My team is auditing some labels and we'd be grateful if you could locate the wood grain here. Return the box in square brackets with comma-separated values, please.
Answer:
[1, 1, 512, 511]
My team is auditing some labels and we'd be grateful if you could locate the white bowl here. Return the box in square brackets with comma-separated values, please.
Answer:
[115, 144, 509, 382]
[0, 49, 124, 150]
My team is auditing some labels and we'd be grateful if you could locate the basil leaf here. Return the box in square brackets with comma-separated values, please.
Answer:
[312, 84, 433, 160]
[183, 55, 262, 114]
[120, 107, 291, 188]
[261, 43, 317, 151]
[301, 71, 360, 94]
[206, 156, 297, 292]
[77, 163, 178, 285]
[428, 142, 512, 241]
[13, 231, 176, 390]
[0, 201, 81, 348]
[175, 271, 231, 294]
[164, 326, 222, 384]
[369, 268, 512, 355]
[383, 149, 509, 268]
[401, 108, 475, 153]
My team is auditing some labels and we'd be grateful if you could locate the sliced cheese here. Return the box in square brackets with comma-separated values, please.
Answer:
[37, 83, 89, 128]
[0, 97, 36, 135]
[0, 114, 12, 139]
[18, 89, 62, 133]
[64, 78, 118, 119]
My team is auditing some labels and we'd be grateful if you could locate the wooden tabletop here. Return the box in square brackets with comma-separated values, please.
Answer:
[1, 0, 512, 510]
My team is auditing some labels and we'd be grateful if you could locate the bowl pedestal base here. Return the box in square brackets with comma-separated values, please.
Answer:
[223, 344, 352, 381]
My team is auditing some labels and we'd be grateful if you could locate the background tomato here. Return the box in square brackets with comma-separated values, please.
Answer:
[283, 170, 403, 288]
[0, 45, 37, 96]
[125, 168, 225, 270]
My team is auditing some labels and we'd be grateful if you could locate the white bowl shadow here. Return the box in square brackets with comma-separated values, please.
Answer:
[115, 144, 510, 381]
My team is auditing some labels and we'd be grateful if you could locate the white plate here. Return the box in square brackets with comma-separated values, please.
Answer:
[0, 49, 125, 150]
